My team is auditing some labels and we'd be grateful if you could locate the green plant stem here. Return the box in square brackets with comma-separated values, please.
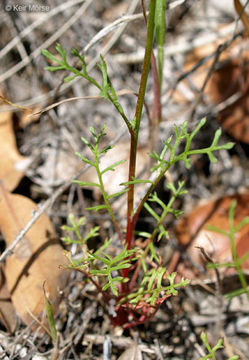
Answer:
[126, 0, 156, 250]
[134, 0, 156, 143]
[151, 52, 162, 124]
[155, 0, 166, 90]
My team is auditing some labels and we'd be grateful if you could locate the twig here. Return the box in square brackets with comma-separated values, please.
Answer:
[0, 0, 93, 83]
[197, 246, 224, 340]
[112, 21, 243, 64]
[0, 0, 139, 113]
[0, 0, 86, 60]
[86, 0, 140, 71]
[31, 89, 135, 116]
[190, 43, 225, 120]
[84, 11, 144, 53]
[83, 333, 173, 355]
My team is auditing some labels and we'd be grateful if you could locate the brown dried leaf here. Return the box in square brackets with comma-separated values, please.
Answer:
[181, 29, 249, 143]
[175, 193, 249, 279]
[18, 107, 40, 129]
[117, 342, 142, 360]
[207, 56, 249, 143]
[103, 1, 129, 22]
[0, 187, 68, 327]
[0, 102, 29, 191]
[0, 269, 17, 333]
[234, 0, 249, 35]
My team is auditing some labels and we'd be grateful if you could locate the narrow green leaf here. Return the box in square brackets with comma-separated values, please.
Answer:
[226, 287, 249, 299]
[43, 283, 57, 342]
[98, 55, 108, 88]
[80, 136, 94, 151]
[207, 225, 228, 237]
[72, 180, 100, 188]
[222, 142, 234, 150]
[75, 153, 95, 166]
[144, 202, 160, 221]
[121, 179, 153, 185]
[44, 66, 65, 72]
[99, 145, 113, 155]
[107, 188, 129, 199]
[109, 263, 132, 272]
[188, 119, 206, 146]
[207, 151, 218, 163]
[101, 159, 125, 175]
[102, 282, 118, 295]
[64, 75, 79, 82]
[90, 269, 108, 275]
[55, 43, 67, 61]
[89, 126, 97, 139]
[85, 204, 107, 211]
[42, 49, 63, 64]
[135, 230, 151, 238]
[211, 128, 222, 148]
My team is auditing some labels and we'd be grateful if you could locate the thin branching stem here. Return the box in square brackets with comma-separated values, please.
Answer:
[126, 0, 156, 249]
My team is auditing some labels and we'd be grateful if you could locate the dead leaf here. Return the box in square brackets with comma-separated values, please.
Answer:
[180, 29, 249, 143]
[117, 342, 142, 360]
[0, 268, 17, 333]
[234, 0, 249, 35]
[0, 92, 30, 191]
[175, 193, 249, 279]
[18, 107, 40, 129]
[0, 187, 68, 327]
[103, 1, 129, 22]
[207, 54, 249, 143]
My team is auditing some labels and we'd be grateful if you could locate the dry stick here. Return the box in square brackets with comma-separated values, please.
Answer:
[0, 0, 85, 60]
[190, 43, 225, 121]
[85, 0, 140, 71]
[36, 0, 140, 114]
[31, 90, 135, 116]
[0, 0, 93, 83]
[0, 0, 139, 113]
[197, 246, 224, 342]
[0, 16, 241, 113]
[0, 127, 127, 265]
[6, 11, 30, 63]
[234, 0, 249, 36]
[190, 0, 249, 120]
[170, 28, 243, 109]
[84, 11, 144, 53]
[83, 333, 172, 355]
[112, 21, 243, 65]
[0, 177, 75, 265]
